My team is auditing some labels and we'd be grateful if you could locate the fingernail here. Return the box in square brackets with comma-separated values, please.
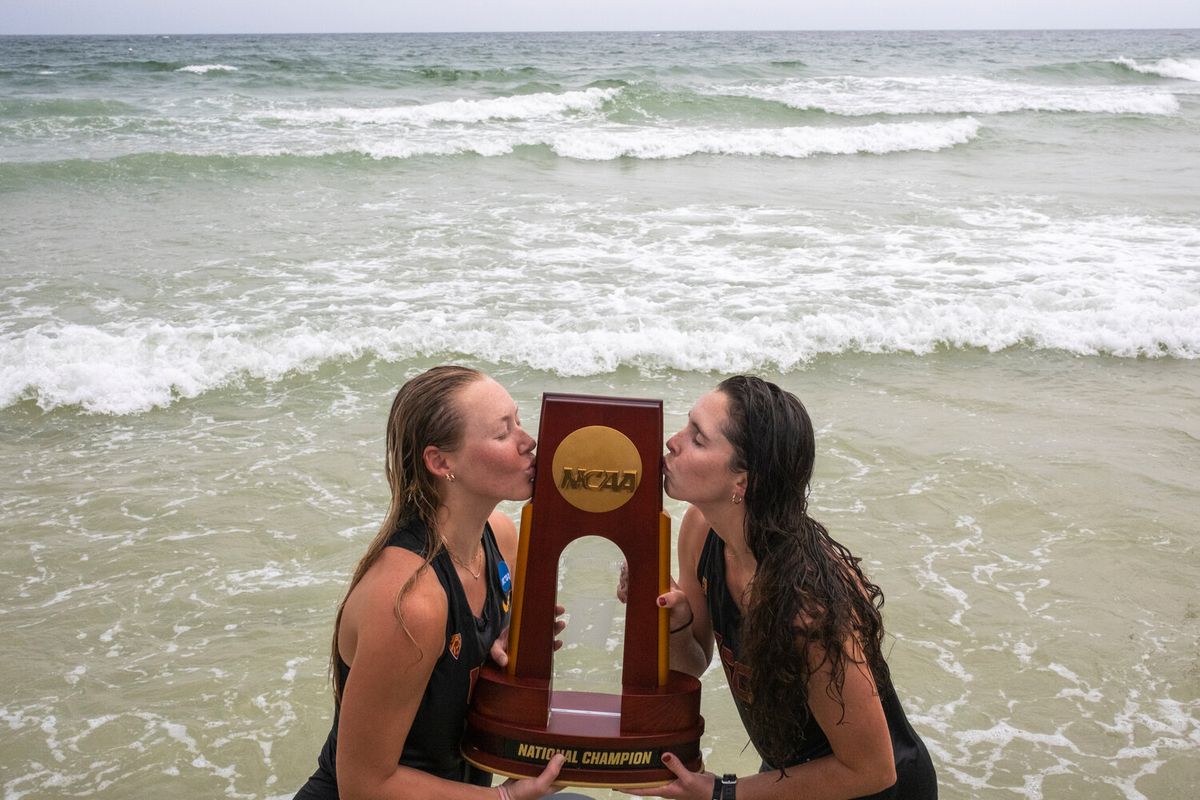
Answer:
[657, 598, 666, 606]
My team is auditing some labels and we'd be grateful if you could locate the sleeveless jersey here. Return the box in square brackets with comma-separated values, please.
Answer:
[294, 517, 511, 799]
[697, 530, 937, 798]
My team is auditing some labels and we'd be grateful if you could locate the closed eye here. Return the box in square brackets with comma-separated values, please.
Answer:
[497, 416, 519, 439]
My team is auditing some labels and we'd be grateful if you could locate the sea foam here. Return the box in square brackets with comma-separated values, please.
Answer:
[1113, 57, 1200, 83]
[3, 203, 1198, 414]
[175, 64, 239, 74]
[336, 117, 980, 161]
[721, 76, 1181, 116]
[544, 117, 981, 160]
[271, 87, 618, 126]
[4, 287, 1196, 415]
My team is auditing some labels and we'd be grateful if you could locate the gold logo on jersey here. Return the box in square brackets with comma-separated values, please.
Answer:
[449, 632, 462, 660]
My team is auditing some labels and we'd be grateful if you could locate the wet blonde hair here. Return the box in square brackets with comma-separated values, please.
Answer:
[329, 365, 484, 698]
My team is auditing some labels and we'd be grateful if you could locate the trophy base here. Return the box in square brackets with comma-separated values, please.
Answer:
[462, 665, 704, 788]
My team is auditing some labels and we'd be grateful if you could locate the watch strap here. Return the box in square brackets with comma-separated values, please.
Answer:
[711, 773, 737, 800]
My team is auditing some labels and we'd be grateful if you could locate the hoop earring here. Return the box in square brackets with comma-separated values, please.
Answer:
[731, 493, 742, 505]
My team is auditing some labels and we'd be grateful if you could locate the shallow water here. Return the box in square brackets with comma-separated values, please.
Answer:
[2, 353, 1198, 798]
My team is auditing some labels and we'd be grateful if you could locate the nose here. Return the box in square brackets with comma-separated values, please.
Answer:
[665, 431, 681, 455]
[520, 429, 536, 454]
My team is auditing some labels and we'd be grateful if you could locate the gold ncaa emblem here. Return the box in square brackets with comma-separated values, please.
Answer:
[551, 425, 642, 513]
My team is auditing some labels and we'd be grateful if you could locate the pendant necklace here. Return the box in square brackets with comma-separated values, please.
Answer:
[443, 538, 483, 580]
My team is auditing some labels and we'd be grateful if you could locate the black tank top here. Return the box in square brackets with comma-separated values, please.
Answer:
[697, 530, 937, 798]
[295, 517, 511, 799]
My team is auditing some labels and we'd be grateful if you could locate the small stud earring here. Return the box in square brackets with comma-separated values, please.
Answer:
[447, 473, 456, 482]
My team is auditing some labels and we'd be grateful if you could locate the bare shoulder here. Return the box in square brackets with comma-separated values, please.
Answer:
[680, 504, 710, 535]
[342, 547, 448, 663]
[677, 505, 711, 567]
[373, 547, 448, 621]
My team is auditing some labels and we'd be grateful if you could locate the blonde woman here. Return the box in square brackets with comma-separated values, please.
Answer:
[295, 366, 564, 800]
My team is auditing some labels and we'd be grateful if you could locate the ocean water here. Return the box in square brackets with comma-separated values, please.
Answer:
[1, 29, 1198, 799]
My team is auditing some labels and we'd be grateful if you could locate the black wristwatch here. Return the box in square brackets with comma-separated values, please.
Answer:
[711, 773, 737, 800]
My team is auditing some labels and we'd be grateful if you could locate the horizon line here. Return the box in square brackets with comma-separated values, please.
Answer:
[4, 26, 1200, 37]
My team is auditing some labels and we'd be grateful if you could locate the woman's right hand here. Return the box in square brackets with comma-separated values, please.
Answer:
[656, 580, 692, 634]
[501, 753, 566, 799]
[617, 561, 692, 632]
[491, 605, 566, 668]
[624, 752, 717, 799]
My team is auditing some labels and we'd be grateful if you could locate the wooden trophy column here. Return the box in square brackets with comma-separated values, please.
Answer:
[461, 393, 703, 787]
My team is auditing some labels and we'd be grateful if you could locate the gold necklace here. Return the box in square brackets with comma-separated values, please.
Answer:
[442, 538, 483, 580]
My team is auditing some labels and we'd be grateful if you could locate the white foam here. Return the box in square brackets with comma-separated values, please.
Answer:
[219, 564, 330, 595]
[721, 75, 1181, 115]
[322, 117, 981, 161]
[273, 87, 618, 126]
[1115, 57, 1200, 82]
[545, 117, 980, 160]
[911, 638, 974, 683]
[176, 64, 239, 74]
[3, 204, 1197, 414]
[138, 97, 976, 162]
[1011, 640, 1036, 667]
[918, 549, 972, 629]
[281, 657, 306, 683]
[0, 321, 358, 414]
[955, 719, 1078, 751]
[64, 665, 86, 686]
[37, 581, 107, 609]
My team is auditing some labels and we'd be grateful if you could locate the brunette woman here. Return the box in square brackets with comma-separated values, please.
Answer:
[631, 376, 935, 800]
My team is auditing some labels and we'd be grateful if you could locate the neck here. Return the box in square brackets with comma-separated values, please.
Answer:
[699, 501, 755, 567]
[435, 497, 493, 553]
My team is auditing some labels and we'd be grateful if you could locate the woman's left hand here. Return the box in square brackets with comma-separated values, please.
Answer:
[624, 752, 718, 799]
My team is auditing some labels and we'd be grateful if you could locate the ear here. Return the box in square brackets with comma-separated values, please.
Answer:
[423, 445, 453, 479]
[732, 472, 748, 494]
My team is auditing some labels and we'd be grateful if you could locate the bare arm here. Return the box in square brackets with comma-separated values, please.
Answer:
[737, 637, 896, 799]
[335, 549, 472, 800]
[665, 505, 714, 677]
[628, 635, 896, 800]
[334, 548, 562, 800]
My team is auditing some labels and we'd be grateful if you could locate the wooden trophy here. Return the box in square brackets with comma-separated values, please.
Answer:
[462, 393, 703, 787]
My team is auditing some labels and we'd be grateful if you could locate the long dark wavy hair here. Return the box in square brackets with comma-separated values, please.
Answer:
[328, 365, 483, 700]
[717, 375, 890, 769]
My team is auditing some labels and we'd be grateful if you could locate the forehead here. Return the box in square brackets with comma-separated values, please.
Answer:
[456, 377, 517, 422]
[689, 390, 730, 434]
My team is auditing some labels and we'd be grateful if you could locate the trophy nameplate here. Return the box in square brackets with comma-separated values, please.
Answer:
[461, 393, 703, 787]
